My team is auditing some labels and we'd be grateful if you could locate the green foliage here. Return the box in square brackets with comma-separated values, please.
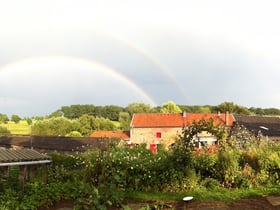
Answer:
[24, 117, 33, 125]
[230, 124, 259, 149]
[216, 101, 250, 115]
[160, 101, 182, 113]
[3, 134, 280, 208]
[193, 148, 217, 178]
[119, 112, 131, 130]
[215, 150, 241, 188]
[66, 130, 83, 137]
[10, 114, 22, 124]
[0, 113, 9, 124]
[31, 117, 80, 136]
[177, 118, 226, 152]
[60, 104, 95, 119]
[2, 121, 31, 135]
[30, 116, 116, 136]
[125, 103, 152, 116]
[92, 116, 116, 131]
[0, 126, 10, 134]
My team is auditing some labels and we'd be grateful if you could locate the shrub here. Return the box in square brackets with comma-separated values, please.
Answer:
[193, 148, 217, 178]
[0, 126, 10, 134]
[215, 150, 240, 188]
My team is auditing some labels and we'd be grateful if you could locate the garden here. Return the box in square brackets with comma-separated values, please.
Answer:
[1, 120, 280, 209]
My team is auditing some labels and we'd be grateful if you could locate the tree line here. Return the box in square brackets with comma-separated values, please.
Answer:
[0, 101, 280, 137]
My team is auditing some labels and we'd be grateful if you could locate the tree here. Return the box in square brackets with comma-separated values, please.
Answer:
[119, 112, 131, 130]
[0, 126, 10, 134]
[160, 101, 182, 113]
[0, 113, 9, 124]
[31, 117, 81, 136]
[216, 102, 235, 113]
[11, 114, 21, 124]
[66, 131, 83, 137]
[78, 114, 96, 136]
[126, 103, 152, 116]
[48, 110, 63, 118]
[92, 117, 116, 131]
[198, 106, 211, 113]
[177, 118, 226, 152]
[60, 104, 95, 119]
[23, 117, 33, 125]
[216, 102, 250, 114]
[98, 105, 124, 121]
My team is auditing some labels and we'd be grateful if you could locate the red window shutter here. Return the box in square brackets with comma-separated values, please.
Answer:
[156, 132, 161, 138]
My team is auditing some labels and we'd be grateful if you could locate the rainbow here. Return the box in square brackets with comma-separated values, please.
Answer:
[110, 35, 188, 100]
[0, 56, 158, 106]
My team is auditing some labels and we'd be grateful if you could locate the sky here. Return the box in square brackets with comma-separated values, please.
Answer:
[1, 0, 280, 117]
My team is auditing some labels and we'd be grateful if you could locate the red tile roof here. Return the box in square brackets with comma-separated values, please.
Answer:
[90, 130, 130, 139]
[131, 113, 234, 128]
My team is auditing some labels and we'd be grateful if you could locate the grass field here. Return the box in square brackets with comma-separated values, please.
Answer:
[0, 120, 31, 135]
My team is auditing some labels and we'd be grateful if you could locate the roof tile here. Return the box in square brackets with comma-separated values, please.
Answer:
[131, 113, 234, 127]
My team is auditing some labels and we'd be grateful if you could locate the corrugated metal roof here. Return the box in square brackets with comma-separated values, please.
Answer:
[233, 114, 280, 137]
[0, 149, 51, 164]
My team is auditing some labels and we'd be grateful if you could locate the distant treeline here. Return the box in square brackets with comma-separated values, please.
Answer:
[1, 101, 280, 123]
[52, 102, 280, 120]
[0, 102, 279, 137]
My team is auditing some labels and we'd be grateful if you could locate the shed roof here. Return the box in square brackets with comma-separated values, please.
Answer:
[0, 149, 51, 166]
[233, 114, 280, 137]
[90, 130, 130, 139]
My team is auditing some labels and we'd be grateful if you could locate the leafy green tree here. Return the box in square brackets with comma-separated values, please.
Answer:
[60, 104, 95, 119]
[125, 102, 152, 116]
[97, 105, 124, 121]
[78, 114, 96, 136]
[216, 102, 250, 114]
[160, 101, 182, 113]
[176, 118, 226, 152]
[216, 102, 235, 113]
[263, 108, 280, 115]
[92, 117, 116, 131]
[119, 112, 131, 130]
[66, 131, 83, 137]
[31, 117, 81, 136]
[48, 110, 63, 118]
[23, 117, 33, 125]
[0, 126, 10, 134]
[11, 114, 21, 124]
[0, 113, 9, 124]
[198, 106, 211, 113]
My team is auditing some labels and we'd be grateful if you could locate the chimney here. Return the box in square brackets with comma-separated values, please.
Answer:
[182, 110, 187, 118]
[225, 111, 229, 126]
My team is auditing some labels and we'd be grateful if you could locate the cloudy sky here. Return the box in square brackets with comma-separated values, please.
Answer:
[1, 0, 280, 117]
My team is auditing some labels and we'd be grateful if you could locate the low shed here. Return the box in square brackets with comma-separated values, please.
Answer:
[0, 149, 51, 186]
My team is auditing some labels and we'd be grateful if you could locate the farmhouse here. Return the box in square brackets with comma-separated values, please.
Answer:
[130, 112, 234, 148]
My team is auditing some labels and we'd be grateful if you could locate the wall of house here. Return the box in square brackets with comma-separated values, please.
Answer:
[130, 127, 182, 148]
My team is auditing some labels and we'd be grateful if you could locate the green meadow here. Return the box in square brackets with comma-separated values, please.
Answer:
[1, 120, 31, 135]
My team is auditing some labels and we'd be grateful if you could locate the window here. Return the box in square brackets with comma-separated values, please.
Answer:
[156, 132, 161, 138]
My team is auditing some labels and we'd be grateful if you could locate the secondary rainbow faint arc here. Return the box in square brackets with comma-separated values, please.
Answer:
[111, 36, 188, 100]
[0, 56, 158, 106]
